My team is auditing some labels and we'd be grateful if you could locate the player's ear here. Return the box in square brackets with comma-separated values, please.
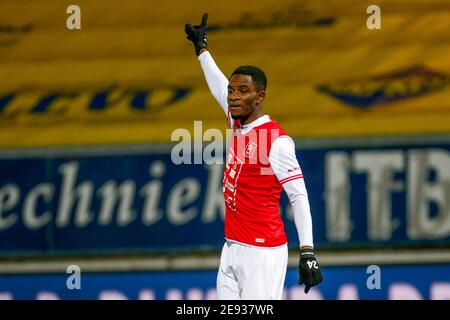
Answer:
[257, 90, 265, 104]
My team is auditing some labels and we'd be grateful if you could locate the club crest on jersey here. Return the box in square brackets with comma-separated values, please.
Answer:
[244, 142, 257, 158]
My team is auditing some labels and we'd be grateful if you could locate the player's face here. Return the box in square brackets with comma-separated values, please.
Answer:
[227, 74, 264, 121]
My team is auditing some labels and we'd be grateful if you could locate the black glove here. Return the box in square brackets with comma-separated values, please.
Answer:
[298, 248, 323, 293]
[185, 13, 208, 56]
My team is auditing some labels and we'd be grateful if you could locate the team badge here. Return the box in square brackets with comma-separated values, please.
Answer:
[244, 142, 257, 158]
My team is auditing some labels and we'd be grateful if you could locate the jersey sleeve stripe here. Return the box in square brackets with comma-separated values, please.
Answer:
[279, 174, 304, 185]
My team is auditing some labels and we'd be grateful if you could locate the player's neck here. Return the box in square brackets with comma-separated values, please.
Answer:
[240, 110, 265, 126]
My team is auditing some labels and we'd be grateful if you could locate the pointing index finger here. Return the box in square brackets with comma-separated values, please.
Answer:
[201, 13, 208, 27]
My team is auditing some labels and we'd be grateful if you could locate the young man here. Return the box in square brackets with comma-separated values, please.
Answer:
[185, 13, 323, 300]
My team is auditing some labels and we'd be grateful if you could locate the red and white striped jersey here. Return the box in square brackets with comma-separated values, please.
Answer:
[223, 116, 304, 247]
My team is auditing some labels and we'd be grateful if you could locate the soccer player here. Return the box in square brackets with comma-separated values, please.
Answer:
[185, 13, 323, 300]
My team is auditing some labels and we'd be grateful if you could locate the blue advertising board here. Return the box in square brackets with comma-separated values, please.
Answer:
[0, 264, 449, 300]
[0, 143, 450, 255]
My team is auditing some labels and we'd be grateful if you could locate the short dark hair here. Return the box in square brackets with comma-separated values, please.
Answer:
[231, 65, 267, 91]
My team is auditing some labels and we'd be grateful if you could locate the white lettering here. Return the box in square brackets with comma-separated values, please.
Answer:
[203, 128, 224, 165]
[66, 5, 81, 30]
[288, 287, 323, 300]
[325, 152, 351, 241]
[98, 290, 128, 300]
[408, 150, 450, 239]
[171, 129, 192, 164]
[166, 289, 183, 300]
[0, 184, 19, 230]
[56, 162, 94, 227]
[389, 283, 423, 300]
[37, 292, 60, 300]
[138, 289, 155, 300]
[201, 164, 225, 222]
[167, 178, 200, 225]
[97, 180, 136, 227]
[186, 288, 204, 300]
[366, 5, 381, 29]
[66, 265, 81, 290]
[353, 151, 403, 240]
[366, 265, 381, 289]
[23, 183, 54, 229]
[430, 282, 450, 300]
[337, 284, 359, 300]
[140, 161, 165, 225]
[194, 121, 203, 164]
[0, 293, 13, 300]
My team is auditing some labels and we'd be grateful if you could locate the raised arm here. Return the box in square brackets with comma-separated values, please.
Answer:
[197, 50, 229, 116]
[185, 14, 231, 126]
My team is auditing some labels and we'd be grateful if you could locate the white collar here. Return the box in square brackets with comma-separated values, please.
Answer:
[239, 115, 271, 134]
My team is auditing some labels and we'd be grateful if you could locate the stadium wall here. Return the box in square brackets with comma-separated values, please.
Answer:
[1, 136, 450, 256]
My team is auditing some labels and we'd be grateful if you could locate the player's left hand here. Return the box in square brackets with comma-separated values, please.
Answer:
[298, 249, 323, 293]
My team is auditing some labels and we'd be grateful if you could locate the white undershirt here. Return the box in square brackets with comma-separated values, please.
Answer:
[198, 51, 314, 247]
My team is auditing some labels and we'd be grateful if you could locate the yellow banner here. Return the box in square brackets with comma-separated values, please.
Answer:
[0, 0, 449, 147]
